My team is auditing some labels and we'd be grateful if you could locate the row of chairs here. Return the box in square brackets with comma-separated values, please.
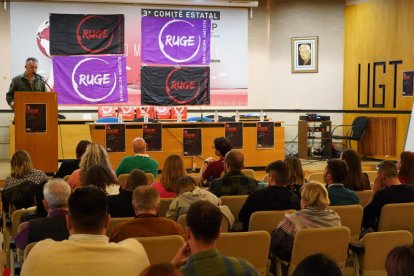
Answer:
[10, 201, 414, 275]
[308, 171, 377, 184]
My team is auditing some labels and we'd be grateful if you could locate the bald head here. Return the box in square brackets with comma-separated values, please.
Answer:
[132, 138, 146, 154]
[225, 150, 244, 172]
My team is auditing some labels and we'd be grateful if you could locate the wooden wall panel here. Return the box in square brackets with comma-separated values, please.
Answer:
[343, 0, 414, 158]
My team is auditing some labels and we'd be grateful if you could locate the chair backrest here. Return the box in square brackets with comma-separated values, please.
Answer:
[360, 230, 413, 275]
[350, 116, 369, 140]
[248, 210, 295, 233]
[219, 195, 248, 222]
[177, 213, 229, 232]
[217, 231, 270, 275]
[24, 242, 38, 260]
[11, 206, 36, 238]
[159, 198, 174, 217]
[241, 169, 255, 179]
[308, 173, 324, 183]
[135, 235, 185, 264]
[290, 226, 350, 273]
[106, 217, 133, 237]
[363, 171, 377, 183]
[117, 174, 129, 190]
[378, 203, 414, 233]
[328, 205, 363, 242]
[356, 190, 373, 207]
[145, 173, 155, 185]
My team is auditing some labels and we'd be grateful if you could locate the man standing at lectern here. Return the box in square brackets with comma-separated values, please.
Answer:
[6, 57, 46, 110]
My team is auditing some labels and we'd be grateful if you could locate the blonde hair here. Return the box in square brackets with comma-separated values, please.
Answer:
[11, 150, 34, 178]
[301, 181, 330, 210]
[159, 154, 186, 192]
[79, 144, 113, 184]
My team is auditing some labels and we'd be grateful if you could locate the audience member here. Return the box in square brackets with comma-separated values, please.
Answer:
[398, 151, 414, 185]
[363, 161, 414, 230]
[110, 186, 185, 242]
[140, 263, 182, 276]
[4, 150, 48, 190]
[239, 160, 300, 231]
[209, 150, 258, 197]
[15, 179, 70, 249]
[152, 154, 186, 198]
[386, 245, 414, 276]
[82, 165, 120, 195]
[116, 138, 159, 177]
[21, 186, 149, 276]
[108, 169, 148, 217]
[3, 150, 48, 211]
[67, 143, 116, 190]
[55, 140, 91, 178]
[341, 149, 370, 191]
[324, 159, 359, 205]
[200, 137, 233, 183]
[285, 156, 307, 197]
[270, 182, 341, 261]
[292, 253, 342, 276]
[166, 176, 221, 221]
[171, 201, 257, 275]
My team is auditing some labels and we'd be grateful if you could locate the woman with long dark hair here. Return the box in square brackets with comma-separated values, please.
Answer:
[341, 149, 370, 191]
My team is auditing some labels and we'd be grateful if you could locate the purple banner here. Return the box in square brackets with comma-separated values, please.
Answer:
[53, 56, 127, 104]
[142, 17, 210, 65]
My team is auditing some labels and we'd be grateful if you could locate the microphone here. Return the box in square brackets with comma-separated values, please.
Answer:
[194, 97, 205, 122]
[35, 73, 53, 92]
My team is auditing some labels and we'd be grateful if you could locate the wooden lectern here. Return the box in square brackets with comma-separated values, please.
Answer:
[14, 92, 58, 173]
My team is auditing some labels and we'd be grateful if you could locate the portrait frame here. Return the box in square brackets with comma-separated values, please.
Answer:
[291, 36, 318, 73]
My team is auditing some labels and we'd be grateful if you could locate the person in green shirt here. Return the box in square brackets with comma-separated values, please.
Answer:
[171, 201, 257, 276]
[116, 138, 159, 177]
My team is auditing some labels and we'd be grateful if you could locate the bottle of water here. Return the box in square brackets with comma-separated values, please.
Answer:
[214, 110, 219, 122]
[235, 110, 240, 122]
[143, 112, 149, 123]
[177, 111, 182, 123]
[260, 110, 265, 122]
[117, 110, 123, 123]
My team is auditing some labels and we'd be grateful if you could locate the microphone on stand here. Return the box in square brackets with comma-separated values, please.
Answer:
[194, 97, 205, 122]
[35, 73, 53, 92]
[35, 73, 66, 120]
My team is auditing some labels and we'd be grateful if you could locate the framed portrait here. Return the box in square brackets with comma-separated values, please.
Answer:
[291, 36, 318, 73]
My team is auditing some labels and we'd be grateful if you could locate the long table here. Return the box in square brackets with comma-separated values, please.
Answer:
[10, 121, 284, 171]
[90, 122, 285, 170]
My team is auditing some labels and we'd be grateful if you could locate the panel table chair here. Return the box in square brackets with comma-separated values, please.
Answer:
[308, 173, 324, 184]
[217, 231, 271, 275]
[331, 116, 368, 151]
[135, 235, 185, 265]
[275, 226, 350, 276]
[350, 230, 412, 276]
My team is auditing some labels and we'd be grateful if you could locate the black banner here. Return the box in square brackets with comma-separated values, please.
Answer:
[105, 124, 126, 152]
[257, 122, 275, 149]
[25, 104, 46, 133]
[225, 122, 243, 149]
[183, 128, 202, 156]
[141, 66, 210, 106]
[143, 123, 162, 151]
[50, 13, 124, 55]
